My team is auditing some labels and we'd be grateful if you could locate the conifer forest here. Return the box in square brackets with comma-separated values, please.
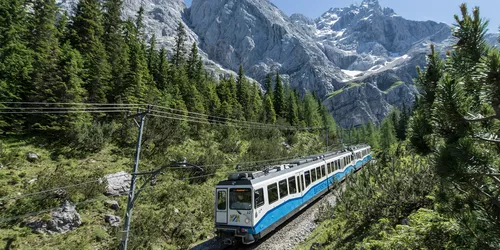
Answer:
[0, 0, 499, 249]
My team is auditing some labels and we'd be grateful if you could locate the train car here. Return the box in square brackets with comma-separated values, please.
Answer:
[214, 145, 372, 245]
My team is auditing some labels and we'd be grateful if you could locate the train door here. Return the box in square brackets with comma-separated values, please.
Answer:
[216, 188, 228, 224]
[296, 173, 302, 195]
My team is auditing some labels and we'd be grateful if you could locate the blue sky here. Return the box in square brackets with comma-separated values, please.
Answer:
[184, 0, 499, 32]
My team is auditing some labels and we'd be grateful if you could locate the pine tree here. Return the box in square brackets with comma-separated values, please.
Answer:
[103, 0, 129, 103]
[0, 0, 33, 130]
[236, 65, 251, 119]
[379, 116, 396, 152]
[303, 91, 321, 127]
[286, 91, 299, 126]
[122, 10, 152, 104]
[172, 22, 187, 67]
[147, 34, 157, 72]
[264, 73, 273, 99]
[274, 72, 285, 117]
[154, 47, 169, 91]
[187, 42, 199, 80]
[263, 95, 277, 124]
[29, 0, 62, 103]
[71, 0, 111, 103]
[396, 102, 409, 141]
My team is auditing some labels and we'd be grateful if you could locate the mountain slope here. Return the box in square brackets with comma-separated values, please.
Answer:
[56, 0, 497, 127]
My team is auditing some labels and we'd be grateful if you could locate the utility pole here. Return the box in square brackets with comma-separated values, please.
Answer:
[120, 105, 151, 250]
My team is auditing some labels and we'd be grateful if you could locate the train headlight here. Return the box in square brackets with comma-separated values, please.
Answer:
[245, 218, 250, 224]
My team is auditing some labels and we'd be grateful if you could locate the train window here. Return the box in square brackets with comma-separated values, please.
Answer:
[304, 171, 311, 187]
[297, 176, 302, 192]
[311, 168, 317, 182]
[267, 183, 279, 204]
[322, 165, 326, 177]
[279, 179, 288, 199]
[254, 188, 265, 208]
[288, 177, 297, 194]
[217, 190, 227, 211]
[229, 188, 252, 210]
[301, 175, 305, 189]
[316, 167, 321, 179]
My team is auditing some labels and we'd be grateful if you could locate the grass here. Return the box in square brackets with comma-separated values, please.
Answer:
[327, 82, 364, 99]
[383, 81, 404, 93]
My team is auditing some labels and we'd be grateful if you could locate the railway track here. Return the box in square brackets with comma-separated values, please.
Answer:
[190, 184, 345, 250]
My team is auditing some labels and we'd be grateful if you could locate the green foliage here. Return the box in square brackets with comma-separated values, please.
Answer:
[273, 73, 286, 117]
[302, 145, 439, 249]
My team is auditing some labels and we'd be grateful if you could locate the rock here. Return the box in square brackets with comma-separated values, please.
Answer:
[104, 172, 132, 196]
[281, 142, 291, 150]
[26, 200, 82, 234]
[52, 189, 67, 199]
[26, 152, 40, 162]
[105, 200, 120, 211]
[105, 214, 121, 227]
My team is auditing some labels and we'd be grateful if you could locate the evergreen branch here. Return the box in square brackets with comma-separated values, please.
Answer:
[473, 136, 500, 144]
[464, 115, 498, 122]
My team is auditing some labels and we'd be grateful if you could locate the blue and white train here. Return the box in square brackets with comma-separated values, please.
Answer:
[214, 145, 372, 245]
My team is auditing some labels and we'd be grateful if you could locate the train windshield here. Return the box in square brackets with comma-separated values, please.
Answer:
[229, 188, 252, 210]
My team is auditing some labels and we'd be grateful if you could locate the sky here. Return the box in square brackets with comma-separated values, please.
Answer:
[184, 0, 500, 32]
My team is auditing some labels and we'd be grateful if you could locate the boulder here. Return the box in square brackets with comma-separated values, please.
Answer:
[105, 214, 121, 227]
[281, 142, 291, 150]
[26, 200, 82, 234]
[104, 172, 132, 196]
[26, 152, 40, 162]
[105, 200, 120, 211]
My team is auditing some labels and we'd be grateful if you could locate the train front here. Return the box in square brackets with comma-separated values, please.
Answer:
[214, 173, 257, 245]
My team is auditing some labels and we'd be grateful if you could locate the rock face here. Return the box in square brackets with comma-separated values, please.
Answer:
[26, 201, 82, 234]
[56, 0, 499, 127]
[104, 172, 132, 196]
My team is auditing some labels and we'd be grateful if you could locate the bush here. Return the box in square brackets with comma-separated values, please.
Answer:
[66, 122, 117, 157]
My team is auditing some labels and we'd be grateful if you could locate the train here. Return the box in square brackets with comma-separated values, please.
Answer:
[214, 145, 372, 245]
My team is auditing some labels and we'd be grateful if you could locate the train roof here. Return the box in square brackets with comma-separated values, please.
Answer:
[216, 145, 370, 186]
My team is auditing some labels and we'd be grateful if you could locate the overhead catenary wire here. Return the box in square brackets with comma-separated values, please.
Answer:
[150, 104, 325, 130]
[0, 154, 306, 223]
[1, 102, 326, 131]
[0, 154, 305, 203]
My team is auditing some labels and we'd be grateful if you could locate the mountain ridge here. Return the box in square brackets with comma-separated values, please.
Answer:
[56, 0, 498, 127]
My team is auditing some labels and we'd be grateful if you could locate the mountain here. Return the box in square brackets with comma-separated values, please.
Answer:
[56, 0, 497, 128]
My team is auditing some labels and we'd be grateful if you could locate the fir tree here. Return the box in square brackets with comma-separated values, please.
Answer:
[103, 0, 129, 102]
[187, 42, 199, 80]
[172, 22, 187, 67]
[396, 102, 409, 141]
[303, 91, 321, 127]
[264, 73, 273, 99]
[286, 91, 299, 126]
[0, 0, 32, 115]
[154, 47, 169, 91]
[236, 65, 251, 119]
[122, 14, 151, 103]
[379, 116, 396, 152]
[274, 72, 285, 117]
[263, 95, 277, 124]
[71, 0, 111, 103]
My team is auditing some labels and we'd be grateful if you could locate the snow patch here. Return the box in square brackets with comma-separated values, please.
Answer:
[342, 70, 364, 77]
